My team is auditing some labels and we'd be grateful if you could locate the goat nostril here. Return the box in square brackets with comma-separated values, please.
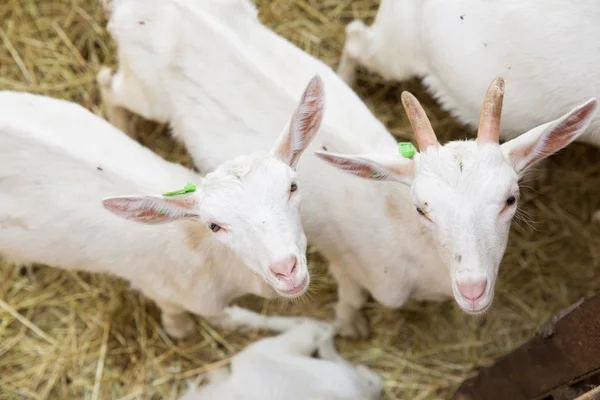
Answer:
[270, 255, 298, 279]
[458, 280, 487, 301]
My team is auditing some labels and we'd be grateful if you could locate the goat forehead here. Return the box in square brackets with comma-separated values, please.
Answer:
[207, 151, 272, 180]
[201, 159, 293, 220]
[416, 142, 516, 202]
[206, 154, 291, 191]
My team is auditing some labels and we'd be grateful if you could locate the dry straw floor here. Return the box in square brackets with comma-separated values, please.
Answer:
[1, 0, 600, 399]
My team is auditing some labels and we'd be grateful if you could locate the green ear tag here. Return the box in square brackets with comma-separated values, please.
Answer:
[371, 172, 383, 179]
[162, 182, 197, 197]
[398, 142, 417, 158]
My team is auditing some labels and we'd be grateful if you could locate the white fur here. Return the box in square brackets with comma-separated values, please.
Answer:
[98, 0, 595, 336]
[0, 87, 322, 339]
[179, 313, 382, 400]
[338, 0, 600, 148]
[315, 95, 597, 311]
[338, 0, 600, 219]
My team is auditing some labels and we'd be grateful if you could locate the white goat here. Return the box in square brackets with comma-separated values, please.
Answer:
[338, 1, 600, 200]
[317, 80, 598, 313]
[0, 76, 323, 339]
[179, 310, 382, 400]
[97, 0, 597, 337]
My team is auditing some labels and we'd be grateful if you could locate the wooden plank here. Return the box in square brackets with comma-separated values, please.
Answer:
[575, 386, 600, 400]
[453, 292, 600, 400]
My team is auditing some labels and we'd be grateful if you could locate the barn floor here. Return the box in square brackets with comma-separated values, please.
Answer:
[1, 1, 600, 399]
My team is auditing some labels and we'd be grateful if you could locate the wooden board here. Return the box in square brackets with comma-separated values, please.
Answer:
[575, 386, 600, 400]
[453, 292, 600, 400]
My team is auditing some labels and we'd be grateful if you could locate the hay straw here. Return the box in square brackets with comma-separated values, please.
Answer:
[1, 0, 599, 399]
[91, 320, 111, 400]
[0, 299, 57, 347]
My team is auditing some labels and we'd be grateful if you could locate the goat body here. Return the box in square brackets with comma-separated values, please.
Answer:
[180, 311, 382, 400]
[338, 0, 600, 148]
[101, 0, 451, 338]
[0, 82, 322, 338]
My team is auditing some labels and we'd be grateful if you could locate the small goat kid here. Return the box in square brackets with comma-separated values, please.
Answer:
[0, 76, 323, 339]
[179, 311, 382, 400]
[318, 78, 598, 315]
[97, 0, 595, 337]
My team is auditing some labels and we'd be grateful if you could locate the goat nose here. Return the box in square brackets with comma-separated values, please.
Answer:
[270, 255, 297, 278]
[457, 280, 487, 301]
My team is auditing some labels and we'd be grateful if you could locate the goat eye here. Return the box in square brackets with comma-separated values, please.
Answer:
[416, 207, 425, 216]
[506, 196, 516, 206]
[209, 223, 221, 232]
[290, 182, 298, 193]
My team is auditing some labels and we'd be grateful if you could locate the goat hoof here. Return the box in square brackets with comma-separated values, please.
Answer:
[345, 20, 367, 39]
[96, 67, 114, 88]
[99, 0, 113, 15]
[334, 312, 370, 339]
[162, 313, 195, 339]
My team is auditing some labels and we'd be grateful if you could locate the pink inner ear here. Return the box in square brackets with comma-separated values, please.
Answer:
[294, 82, 325, 142]
[544, 108, 594, 150]
[289, 107, 324, 167]
[512, 103, 595, 169]
[103, 196, 199, 225]
[316, 153, 380, 179]
[103, 198, 137, 214]
[131, 208, 167, 220]
[287, 76, 325, 167]
[317, 152, 414, 182]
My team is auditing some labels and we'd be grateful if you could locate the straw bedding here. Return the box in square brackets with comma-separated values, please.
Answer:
[1, 1, 599, 399]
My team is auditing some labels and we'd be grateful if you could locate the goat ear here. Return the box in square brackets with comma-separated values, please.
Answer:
[272, 75, 325, 169]
[501, 99, 598, 174]
[315, 151, 415, 185]
[102, 194, 200, 225]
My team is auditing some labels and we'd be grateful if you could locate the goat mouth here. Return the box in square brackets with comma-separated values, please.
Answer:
[452, 282, 494, 315]
[277, 276, 309, 297]
[459, 298, 492, 314]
